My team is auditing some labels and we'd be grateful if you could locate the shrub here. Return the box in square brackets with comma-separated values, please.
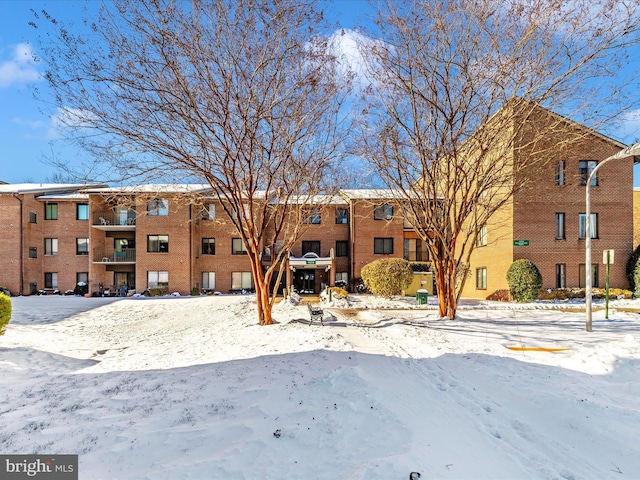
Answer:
[144, 287, 168, 297]
[191, 287, 200, 296]
[0, 293, 11, 336]
[328, 286, 348, 299]
[409, 262, 432, 272]
[537, 288, 632, 301]
[361, 258, 413, 297]
[486, 289, 512, 302]
[626, 244, 640, 294]
[506, 259, 542, 302]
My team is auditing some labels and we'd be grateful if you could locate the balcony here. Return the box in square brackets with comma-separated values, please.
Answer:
[93, 249, 136, 264]
[92, 211, 136, 231]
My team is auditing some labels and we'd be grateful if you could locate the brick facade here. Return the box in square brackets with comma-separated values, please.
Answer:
[462, 107, 635, 298]
[1, 107, 636, 301]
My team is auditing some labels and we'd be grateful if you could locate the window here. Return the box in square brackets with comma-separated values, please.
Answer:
[76, 203, 89, 220]
[231, 271, 252, 290]
[232, 238, 247, 255]
[115, 208, 135, 226]
[579, 264, 599, 288]
[44, 238, 58, 256]
[579, 160, 598, 186]
[476, 225, 487, 247]
[147, 271, 169, 288]
[374, 204, 393, 220]
[202, 204, 215, 221]
[302, 241, 321, 256]
[335, 208, 348, 224]
[555, 213, 565, 239]
[202, 272, 216, 290]
[77, 272, 88, 285]
[45, 203, 58, 220]
[476, 267, 487, 289]
[44, 272, 58, 289]
[28, 211, 37, 223]
[147, 199, 169, 216]
[578, 213, 598, 239]
[335, 272, 349, 285]
[303, 208, 321, 224]
[29, 246, 37, 258]
[404, 238, 429, 261]
[374, 237, 394, 254]
[335, 240, 349, 257]
[555, 161, 565, 186]
[147, 235, 169, 253]
[76, 238, 89, 255]
[555, 264, 566, 288]
[202, 238, 215, 255]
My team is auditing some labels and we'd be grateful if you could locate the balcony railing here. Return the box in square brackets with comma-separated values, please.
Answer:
[403, 251, 431, 262]
[93, 212, 136, 227]
[93, 249, 136, 263]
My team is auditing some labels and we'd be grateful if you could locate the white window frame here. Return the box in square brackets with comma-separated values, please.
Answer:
[45, 238, 58, 256]
[147, 199, 169, 216]
[202, 272, 216, 290]
[231, 271, 252, 290]
[578, 213, 598, 239]
[476, 225, 487, 247]
[147, 271, 169, 288]
[476, 267, 487, 290]
[203, 203, 215, 221]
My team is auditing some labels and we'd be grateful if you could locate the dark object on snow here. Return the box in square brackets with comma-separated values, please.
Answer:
[410, 473, 421, 480]
[273, 429, 281, 438]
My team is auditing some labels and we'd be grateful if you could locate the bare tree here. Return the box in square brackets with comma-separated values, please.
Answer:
[34, 0, 350, 325]
[357, 0, 640, 318]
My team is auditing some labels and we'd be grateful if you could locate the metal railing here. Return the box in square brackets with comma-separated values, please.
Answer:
[93, 212, 136, 226]
[93, 249, 136, 263]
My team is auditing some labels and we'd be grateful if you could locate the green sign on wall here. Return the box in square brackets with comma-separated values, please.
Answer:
[513, 240, 530, 246]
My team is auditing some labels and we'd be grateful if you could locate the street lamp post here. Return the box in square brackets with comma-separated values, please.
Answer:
[585, 141, 640, 332]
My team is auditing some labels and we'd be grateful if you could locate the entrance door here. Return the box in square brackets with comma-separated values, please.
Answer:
[295, 271, 315, 294]
[114, 272, 135, 295]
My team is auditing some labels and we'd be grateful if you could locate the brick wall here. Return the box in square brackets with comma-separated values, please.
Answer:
[350, 198, 405, 280]
[0, 195, 22, 294]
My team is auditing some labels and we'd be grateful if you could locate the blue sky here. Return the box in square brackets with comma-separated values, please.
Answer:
[1, 0, 639, 185]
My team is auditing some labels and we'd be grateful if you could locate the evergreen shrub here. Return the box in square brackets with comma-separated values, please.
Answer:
[626, 244, 640, 295]
[506, 259, 542, 302]
[361, 258, 413, 297]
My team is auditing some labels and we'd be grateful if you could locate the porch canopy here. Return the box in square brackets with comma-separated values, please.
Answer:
[288, 252, 332, 271]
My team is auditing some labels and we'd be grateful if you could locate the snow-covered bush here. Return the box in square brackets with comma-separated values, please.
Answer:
[506, 259, 542, 302]
[361, 258, 413, 297]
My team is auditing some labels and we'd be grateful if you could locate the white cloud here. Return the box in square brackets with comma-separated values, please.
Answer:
[0, 43, 40, 87]
[12, 117, 44, 129]
[328, 29, 385, 89]
[47, 106, 96, 139]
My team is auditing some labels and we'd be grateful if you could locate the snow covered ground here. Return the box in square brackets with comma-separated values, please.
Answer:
[1, 293, 639, 479]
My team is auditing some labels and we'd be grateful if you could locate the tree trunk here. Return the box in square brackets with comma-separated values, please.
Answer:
[246, 250, 273, 325]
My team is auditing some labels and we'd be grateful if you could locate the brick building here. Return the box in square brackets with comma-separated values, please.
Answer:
[0, 107, 636, 298]
[0, 184, 422, 296]
[461, 106, 636, 298]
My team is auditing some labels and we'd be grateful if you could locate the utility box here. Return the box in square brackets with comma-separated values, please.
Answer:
[403, 272, 434, 296]
[416, 289, 428, 305]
